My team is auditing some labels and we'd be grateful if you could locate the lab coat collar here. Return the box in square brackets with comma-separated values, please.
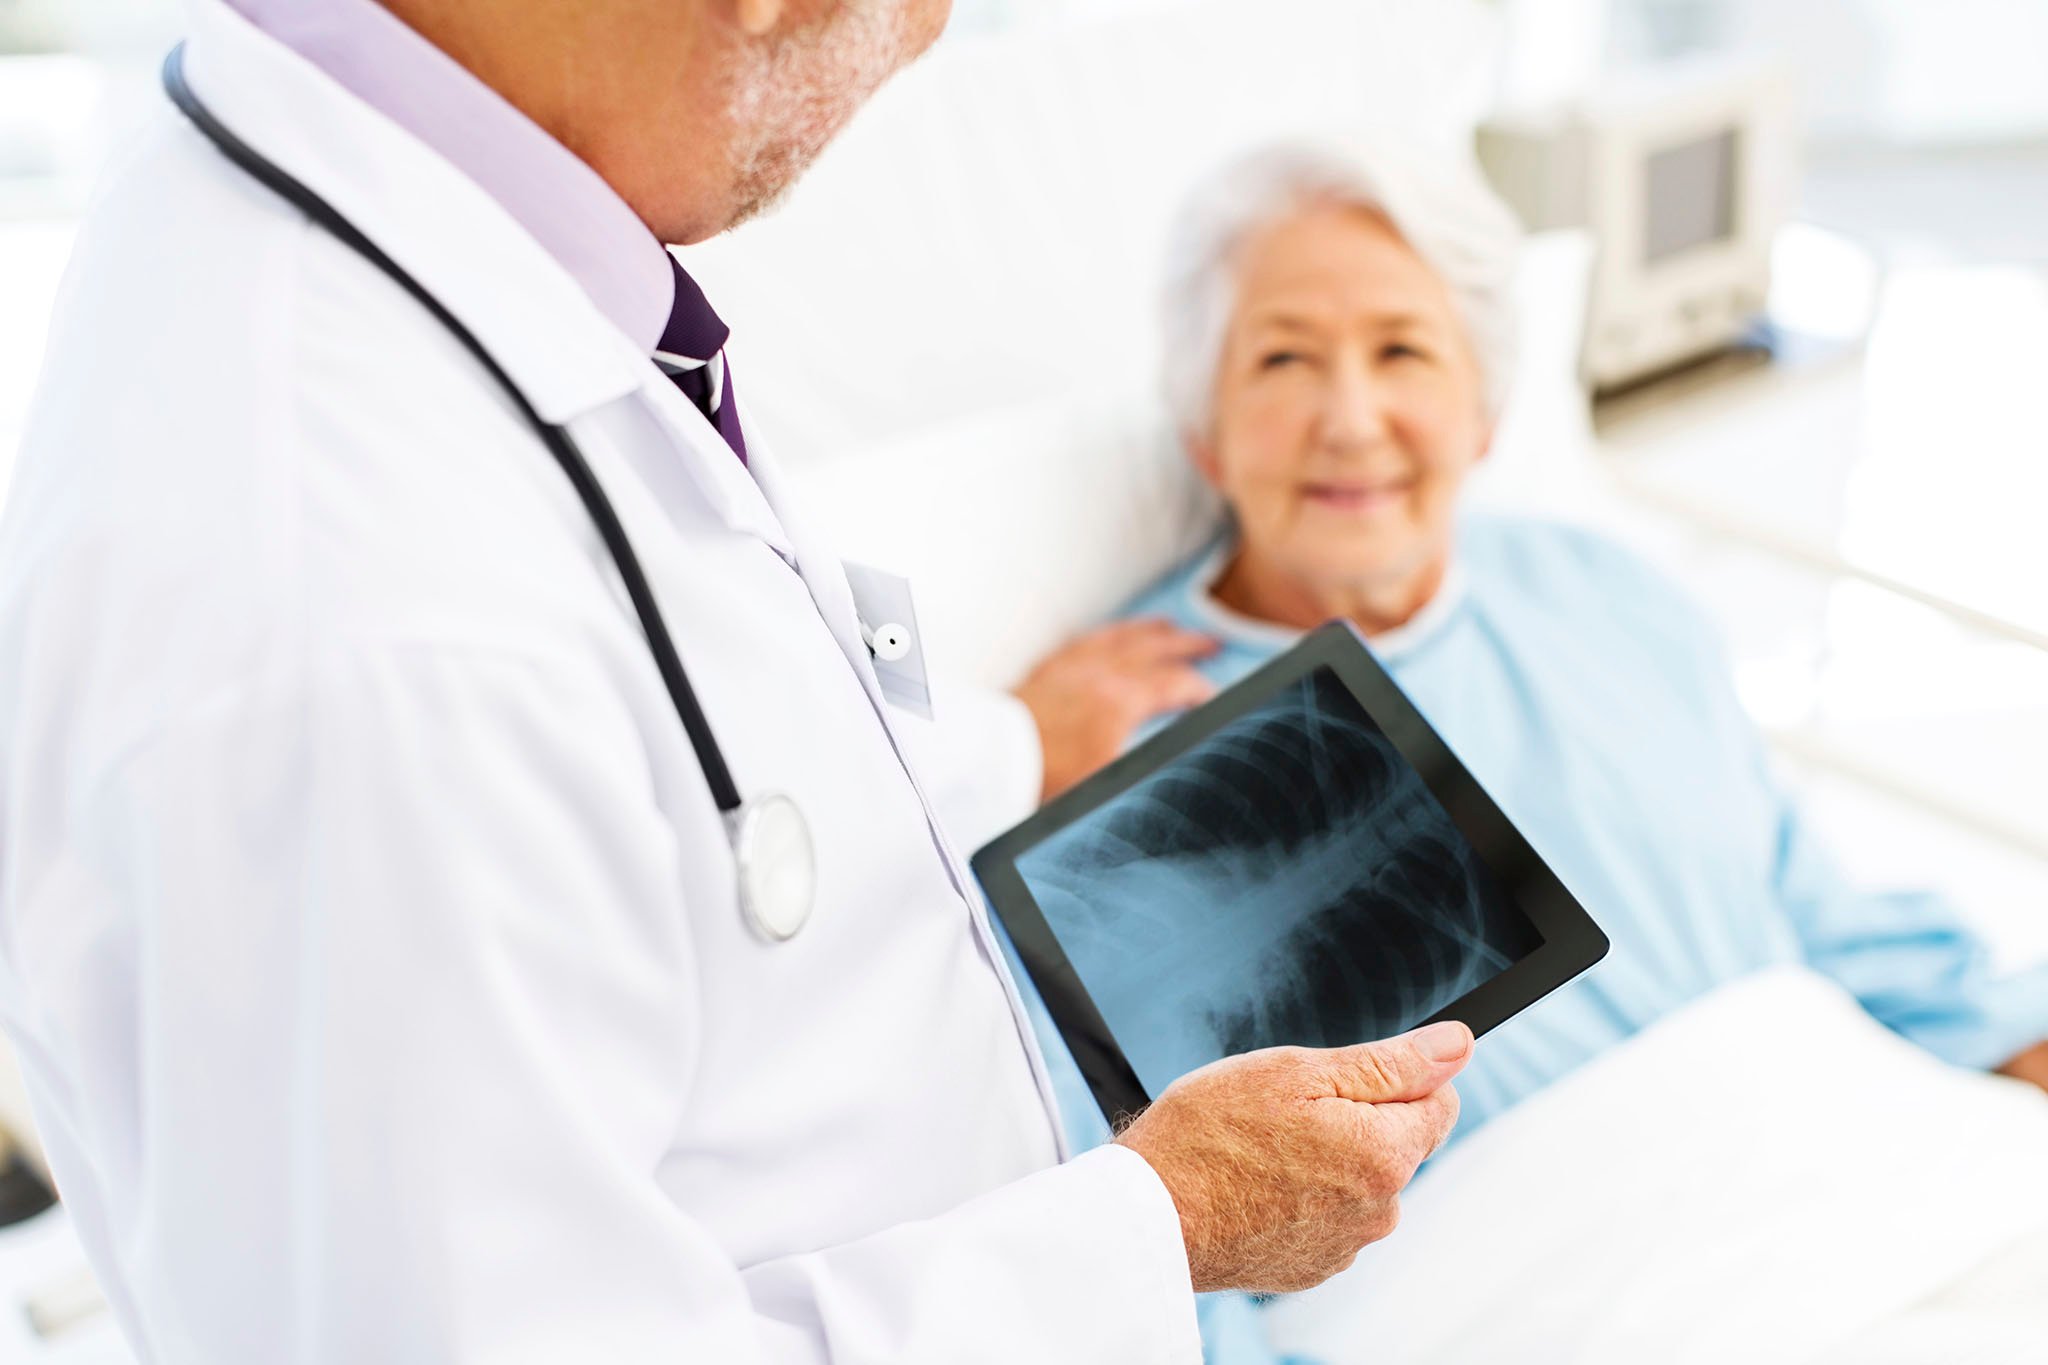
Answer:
[181, 0, 648, 427]
[183, 0, 800, 563]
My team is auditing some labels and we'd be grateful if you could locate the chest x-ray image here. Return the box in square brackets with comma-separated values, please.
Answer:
[1015, 668, 1542, 1099]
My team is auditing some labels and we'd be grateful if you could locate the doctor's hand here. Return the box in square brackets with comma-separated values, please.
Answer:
[1012, 620, 1219, 801]
[1115, 1020, 1472, 1295]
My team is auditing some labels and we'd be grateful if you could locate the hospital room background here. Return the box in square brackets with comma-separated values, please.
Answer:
[3, 0, 2047, 1359]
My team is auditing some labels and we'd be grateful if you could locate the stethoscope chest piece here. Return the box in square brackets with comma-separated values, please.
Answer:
[731, 793, 816, 941]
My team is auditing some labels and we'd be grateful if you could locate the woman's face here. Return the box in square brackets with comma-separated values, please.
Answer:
[1195, 205, 1492, 605]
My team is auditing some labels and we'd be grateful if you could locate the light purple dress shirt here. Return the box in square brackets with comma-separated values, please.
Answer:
[226, 0, 747, 460]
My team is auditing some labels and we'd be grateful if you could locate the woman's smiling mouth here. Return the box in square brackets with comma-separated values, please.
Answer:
[1299, 480, 1412, 514]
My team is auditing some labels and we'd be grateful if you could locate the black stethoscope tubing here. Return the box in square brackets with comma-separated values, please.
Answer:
[161, 44, 745, 817]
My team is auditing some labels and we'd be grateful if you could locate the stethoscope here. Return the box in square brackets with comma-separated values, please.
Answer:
[162, 45, 872, 944]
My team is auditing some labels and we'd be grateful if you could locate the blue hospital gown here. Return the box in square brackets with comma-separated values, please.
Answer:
[999, 515, 2048, 1365]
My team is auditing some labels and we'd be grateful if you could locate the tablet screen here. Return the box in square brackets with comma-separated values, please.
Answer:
[1011, 665, 1544, 1100]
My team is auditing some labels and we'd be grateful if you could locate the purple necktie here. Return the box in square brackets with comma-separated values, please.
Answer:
[655, 255, 748, 465]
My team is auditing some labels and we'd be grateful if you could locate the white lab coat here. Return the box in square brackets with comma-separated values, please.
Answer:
[0, 3, 1199, 1361]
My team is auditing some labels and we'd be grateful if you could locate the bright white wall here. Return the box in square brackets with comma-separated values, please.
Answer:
[946, 0, 1204, 37]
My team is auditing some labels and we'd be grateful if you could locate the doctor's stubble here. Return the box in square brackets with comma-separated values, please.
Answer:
[722, 0, 930, 228]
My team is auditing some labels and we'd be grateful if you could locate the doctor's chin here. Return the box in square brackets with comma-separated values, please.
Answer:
[2, 1, 2046, 1362]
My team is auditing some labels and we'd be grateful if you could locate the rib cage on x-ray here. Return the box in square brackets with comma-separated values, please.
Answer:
[1017, 669, 1540, 1095]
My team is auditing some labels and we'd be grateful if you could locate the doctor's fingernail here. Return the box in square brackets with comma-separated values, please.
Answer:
[1409, 1020, 1473, 1063]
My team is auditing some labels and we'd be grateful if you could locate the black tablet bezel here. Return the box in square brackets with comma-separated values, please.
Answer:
[972, 620, 1610, 1128]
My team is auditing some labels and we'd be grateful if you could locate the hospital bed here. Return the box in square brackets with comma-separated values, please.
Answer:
[702, 3, 2048, 1355]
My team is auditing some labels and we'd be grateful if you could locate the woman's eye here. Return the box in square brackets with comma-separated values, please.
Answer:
[1383, 343, 1429, 362]
[1258, 351, 1305, 371]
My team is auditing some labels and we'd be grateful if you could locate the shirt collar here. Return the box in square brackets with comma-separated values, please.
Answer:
[1185, 537, 1469, 664]
[224, 0, 675, 353]
[186, 0, 657, 424]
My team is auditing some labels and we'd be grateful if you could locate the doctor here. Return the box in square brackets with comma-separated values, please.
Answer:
[0, 1, 1474, 1360]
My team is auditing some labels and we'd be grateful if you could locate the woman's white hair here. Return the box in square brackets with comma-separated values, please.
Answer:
[1160, 135, 1524, 440]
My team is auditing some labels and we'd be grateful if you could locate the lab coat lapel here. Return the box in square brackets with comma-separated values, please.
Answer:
[632, 370, 989, 930]
[736, 409, 987, 906]
[734, 419, 1064, 1130]
[738, 417, 879, 700]
[635, 369, 799, 565]
[628, 354, 880, 710]
[628, 370, 892, 737]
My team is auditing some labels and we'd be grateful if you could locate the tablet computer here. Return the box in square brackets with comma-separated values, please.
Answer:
[972, 621, 1608, 1126]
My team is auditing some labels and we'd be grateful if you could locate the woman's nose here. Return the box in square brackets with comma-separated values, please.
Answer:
[1318, 363, 1391, 451]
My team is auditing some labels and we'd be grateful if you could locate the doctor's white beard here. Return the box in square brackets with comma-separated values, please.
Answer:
[724, 0, 911, 227]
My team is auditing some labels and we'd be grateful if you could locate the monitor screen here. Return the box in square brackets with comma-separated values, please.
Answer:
[1644, 127, 1740, 263]
[1009, 667, 1544, 1100]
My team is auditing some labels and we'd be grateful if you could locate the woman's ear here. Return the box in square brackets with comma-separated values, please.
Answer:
[1474, 417, 1498, 466]
[1185, 430, 1226, 491]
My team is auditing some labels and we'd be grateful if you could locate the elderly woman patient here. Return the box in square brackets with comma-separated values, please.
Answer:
[995, 139, 2048, 1361]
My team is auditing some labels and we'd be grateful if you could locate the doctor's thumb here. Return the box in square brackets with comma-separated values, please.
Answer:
[1322, 1021, 1474, 1104]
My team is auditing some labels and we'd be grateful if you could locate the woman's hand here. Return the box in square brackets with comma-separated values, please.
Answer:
[1012, 620, 1219, 801]
[1995, 1040, 2048, 1095]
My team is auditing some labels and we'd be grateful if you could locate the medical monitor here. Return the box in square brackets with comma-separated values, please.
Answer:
[973, 623, 1609, 1125]
[1643, 128, 1740, 263]
[1477, 57, 1796, 395]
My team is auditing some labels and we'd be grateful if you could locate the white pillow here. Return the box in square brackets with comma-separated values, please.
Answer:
[791, 384, 1220, 692]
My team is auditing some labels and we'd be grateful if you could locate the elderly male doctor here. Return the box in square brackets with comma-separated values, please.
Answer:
[0, 1, 1475, 1360]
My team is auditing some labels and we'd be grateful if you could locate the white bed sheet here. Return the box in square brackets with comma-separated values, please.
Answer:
[1262, 965, 2048, 1365]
